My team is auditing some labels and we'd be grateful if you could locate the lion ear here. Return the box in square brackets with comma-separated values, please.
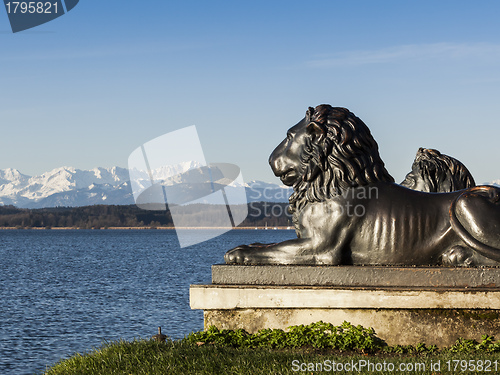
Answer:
[306, 121, 326, 143]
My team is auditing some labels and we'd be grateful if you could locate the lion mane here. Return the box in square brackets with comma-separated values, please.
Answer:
[289, 105, 394, 214]
[401, 147, 476, 192]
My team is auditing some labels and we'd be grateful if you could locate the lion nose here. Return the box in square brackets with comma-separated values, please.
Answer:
[269, 150, 281, 176]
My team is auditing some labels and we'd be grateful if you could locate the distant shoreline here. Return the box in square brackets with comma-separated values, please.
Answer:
[0, 202, 292, 230]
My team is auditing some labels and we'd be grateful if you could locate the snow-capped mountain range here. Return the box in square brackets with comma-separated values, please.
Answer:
[0, 165, 293, 209]
[1, 165, 497, 209]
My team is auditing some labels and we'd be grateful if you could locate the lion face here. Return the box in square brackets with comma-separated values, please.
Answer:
[401, 148, 443, 192]
[269, 105, 394, 214]
[401, 164, 433, 192]
[269, 117, 323, 186]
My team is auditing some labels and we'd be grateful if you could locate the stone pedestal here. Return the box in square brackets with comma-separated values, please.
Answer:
[190, 265, 500, 347]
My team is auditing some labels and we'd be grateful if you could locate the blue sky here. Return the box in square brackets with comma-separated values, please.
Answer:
[1, 0, 499, 184]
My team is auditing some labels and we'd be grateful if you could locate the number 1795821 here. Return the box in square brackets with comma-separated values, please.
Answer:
[5, 2, 60, 14]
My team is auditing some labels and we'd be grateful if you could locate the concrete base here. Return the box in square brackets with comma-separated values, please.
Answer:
[204, 308, 500, 348]
[190, 266, 500, 347]
[212, 264, 500, 288]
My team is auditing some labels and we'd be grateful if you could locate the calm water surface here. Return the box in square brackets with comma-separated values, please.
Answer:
[0, 229, 295, 374]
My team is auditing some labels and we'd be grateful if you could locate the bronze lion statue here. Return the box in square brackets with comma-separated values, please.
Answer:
[401, 147, 476, 193]
[225, 105, 500, 266]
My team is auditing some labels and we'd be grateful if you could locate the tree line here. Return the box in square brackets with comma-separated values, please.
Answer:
[0, 202, 292, 229]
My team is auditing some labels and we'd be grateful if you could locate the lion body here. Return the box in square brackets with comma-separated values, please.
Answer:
[293, 183, 461, 265]
[224, 105, 500, 266]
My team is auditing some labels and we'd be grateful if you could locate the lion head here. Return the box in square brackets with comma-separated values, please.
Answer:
[400, 147, 476, 192]
[269, 105, 394, 214]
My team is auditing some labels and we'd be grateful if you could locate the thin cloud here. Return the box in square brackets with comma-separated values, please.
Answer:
[307, 43, 500, 67]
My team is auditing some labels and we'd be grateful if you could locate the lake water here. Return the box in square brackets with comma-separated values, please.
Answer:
[0, 229, 296, 375]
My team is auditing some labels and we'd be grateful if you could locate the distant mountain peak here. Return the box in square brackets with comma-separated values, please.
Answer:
[0, 168, 29, 182]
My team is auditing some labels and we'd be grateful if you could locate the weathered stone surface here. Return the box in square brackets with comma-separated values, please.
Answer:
[212, 264, 500, 287]
[203, 308, 500, 347]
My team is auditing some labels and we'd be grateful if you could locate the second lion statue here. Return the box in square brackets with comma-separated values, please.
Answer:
[401, 147, 475, 193]
[225, 105, 500, 266]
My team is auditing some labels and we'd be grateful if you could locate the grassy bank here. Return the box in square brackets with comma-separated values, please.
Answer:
[43, 322, 500, 374]
[43, 340, 500, 375]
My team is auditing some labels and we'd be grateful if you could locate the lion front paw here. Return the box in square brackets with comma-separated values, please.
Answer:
[224, 246, 253, 264]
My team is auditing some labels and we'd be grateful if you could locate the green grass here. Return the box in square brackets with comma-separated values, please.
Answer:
[43, 322, 500, 375]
